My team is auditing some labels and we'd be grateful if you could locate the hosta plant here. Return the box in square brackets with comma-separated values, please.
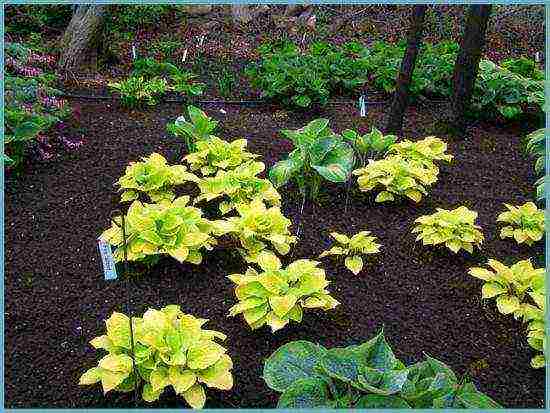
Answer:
[413, 206, 484, 253]
[319, 231, 381, 275]
[167, 106, 218, 153]
[353, 155, 438, 203]
[116, 153, 200, 203]
[108, 76, 168, 108]
[341, 127, 397, 166]
[496, 202, 544, 246]
[262, 330, 501, 408]
[269, 118, 355, 201]
[184, 137, 259, 176]
[468, 259, 545, 368]
[211, 198, 296, 262]
[79, 305, 233, 408]
[227, 251, 339, 332]
[195, 161, 281, 215]
[524, 128, 545, 201]
[388, 136, 453, 168]
[100, 196, 215, 265]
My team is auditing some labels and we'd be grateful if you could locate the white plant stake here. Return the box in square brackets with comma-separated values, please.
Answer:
[182, 48, 188, 62]
[359, 95, 367, 117]
[199, 34, 205, 47]
[535, 52, 541, 63]
[131, 44, 137, 60]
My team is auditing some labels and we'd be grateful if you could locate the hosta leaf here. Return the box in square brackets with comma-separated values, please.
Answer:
[105, 312, 131, 349]
[183, 383, 206, 409]
[495, 294, 520, 315]
[481, 282, 506, 299]
[98, 354, 133, 373]
[375, 191, 394, 202]
[355, 394, 410, 408]
[269, 294, 299, 318]
[187, 341, 226, 370]
[196, 354, 233, 390]
[345, 255, 363, 275]
[468, 267, 496, 281]
[150, 366, 170, 392]
[169, 367, 196, 394]
[277, 378, 330, 408]
[79, 367, 102, 385]
[142, 382, 162, 402]
[269, 156, 303, 188]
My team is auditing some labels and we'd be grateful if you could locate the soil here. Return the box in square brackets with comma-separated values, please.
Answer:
[4, 98, 545, 408]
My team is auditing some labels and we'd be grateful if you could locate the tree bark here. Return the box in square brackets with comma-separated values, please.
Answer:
[58, 5, 107, 72]
[385, 5, 428, 134]
[451, 5, 492, 131]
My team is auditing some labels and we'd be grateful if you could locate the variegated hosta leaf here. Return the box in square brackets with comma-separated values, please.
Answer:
[496, 202, 544, 246]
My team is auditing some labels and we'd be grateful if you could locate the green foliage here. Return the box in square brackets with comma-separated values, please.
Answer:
[109, 76, 168, 108]
[353, 155, 439, 203]
[263, 330, 502, 408]
[6, 5, 73, 34]
[218, 68, 237, 99]
[496, 202, 544, 246]
[116, 153, 200, 203]
[106, 5, 177, 32]
[388, 136, 453, 168]
[167, 106, 219, 153]
[468, 259, 545, 368]
[524, 128, 545, 202]
[227, 251, 339, 332]
[341, 127, 397, 166]
[269, 119, 355, 200]
[100, 196, 216, 265]
[413, 206, 484, 253]
[319, 231, 381, 275]
[501, 57, 544, 81]
[79, 305, 233, 408]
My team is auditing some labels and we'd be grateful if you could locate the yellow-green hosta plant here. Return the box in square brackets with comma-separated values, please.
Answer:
[413, 206, 484, 253]
[117, 153, 200, 203]
[523, 290, 546, 368]
[79, 305, 233, 408]
[388, 136, 453, 168]
[184, 136, 260, 176]
[319, 231, 381, 275]
[195, 161, 281, 215]
[101, 196, 216, 265]
[353, 155, 438, 203]
[227, 251, 339, 332]
[496, 202, 544, 246]
[212, 198, 297, 262]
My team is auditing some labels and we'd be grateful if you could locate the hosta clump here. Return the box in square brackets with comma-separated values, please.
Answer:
[195, 161, 281, 215]
[341, 127, 397, 166]
[228, 251, 339, 332]
[167, 106, 218, 153]
[109, 76, 168, 108]
[388, 136, 453, 168]
[524, 129, 545, 201]
[117, 153, 200, 203]
[212, 199, 296, 262]
[353, 155, 438, 203]
[79, 305, 233, 408]
[468, 259, 545, 368]
[184, 137, 259, 176]
[100, 196, 215, 265]
[262, 330, 501, 408]
[319, 231, 381, 275]
[269, 118, 355, 201]
[413, 206, 484, 253]
[496, 202, 544, 246]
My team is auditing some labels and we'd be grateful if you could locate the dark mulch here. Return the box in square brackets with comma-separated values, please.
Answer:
[5, 99, 544, 408]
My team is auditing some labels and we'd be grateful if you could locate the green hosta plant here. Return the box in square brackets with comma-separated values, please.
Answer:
[117, 153, 200, 203]
[353, 155, 438, 203]
[413, 206, 484, 253]
[109, 76, 168, 108]
[388, 136, 453, 168]
[496, 202, 544, 246]
[184, 137, 259, 176]
[341, 127, 397, 166]
[212, 198, 296, 262]
[319, 231, 381, 275]
[79, 305, 233, 408]
[523, 290, 546, 368]
[195, 161, 281, 215]
[262, 330, 502, 408]
[167, 106, 219, 153]
[227, 251, 339, 332]
[100, 196, 215, 265]
[269, 118, 355, 201]
[524, 128, 545, 201]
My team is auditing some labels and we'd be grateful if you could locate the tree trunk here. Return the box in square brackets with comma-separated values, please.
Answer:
[451, 5, 492, 131]
[58, 5, 107, 72]
[231, 5, 252, 24]
[385, 5, 428, 134]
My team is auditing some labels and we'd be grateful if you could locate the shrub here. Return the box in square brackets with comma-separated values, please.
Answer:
[412, 206, 484, 253]
[353, 155, 439, 203]
[387, 136, 453, 168]
[109, 76, 168, 108]
[341, 127, 396, 167]
[496, 202, 544, 246]
[167, 106, 218, 153]
[319, 231, 381, 275]
[262, 330, 501, 408]
[227, 251, 339, 332]
[79, 305, 233, 408]
[269, 119, 355, 201]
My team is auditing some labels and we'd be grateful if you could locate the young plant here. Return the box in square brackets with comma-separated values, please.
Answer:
[227, 251, 339, 332]
[109, 76, 168, 108]
[100, 196, 216, 265]
[79, 305, 233, 408]
[262, 330, 501, 408]
[269, 118, 355, 201]
[524, 128, 545, 202]
[211, 198, 296, 262]
[184, 137, 259, 176]
[195, 161, 281, 215]
[412, 206, 484, 253]
[353, 155, 439, 203]
[341, 127, 397, 166]
[319, 231, 381, 275]
[496, 202, 544, 246]
[523, 290, 546, 368]
[167, 106, 218, 153]
[116, 153, 200, 203]
[387, 136, 453, 168]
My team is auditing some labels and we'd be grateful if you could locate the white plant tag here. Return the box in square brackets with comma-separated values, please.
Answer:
[182, 49, 188, 62]
[132, 44, 137, 60]
[98, 238, 117, 280]
[359, 95, 367, 117]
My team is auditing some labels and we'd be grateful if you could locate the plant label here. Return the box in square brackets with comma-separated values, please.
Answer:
[132, 44, 137, 60]
[97, 238, 117, 280]
[359, 95, 367, 117]
[182, 49, 188, 62]
[535, 52, 540, 63]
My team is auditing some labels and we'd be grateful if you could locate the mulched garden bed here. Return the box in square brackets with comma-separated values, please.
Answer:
[5, 99, 544, 408]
